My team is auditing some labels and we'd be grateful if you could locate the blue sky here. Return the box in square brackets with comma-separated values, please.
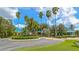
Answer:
[12, 7, 48, 25]
[74, 7, 79, 19]
[12, 7, 79, 29]
[0, 7, 79, 31]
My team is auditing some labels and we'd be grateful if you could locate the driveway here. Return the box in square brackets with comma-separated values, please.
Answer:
[0, 38, 64, 51]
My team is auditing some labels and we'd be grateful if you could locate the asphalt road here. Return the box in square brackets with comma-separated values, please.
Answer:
[0, 38, 64, 51]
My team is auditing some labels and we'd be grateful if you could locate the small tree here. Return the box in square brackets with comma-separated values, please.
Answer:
[69, 24, 75, 36]
[75, 30, 79, 36]
[57, 24, 67, 36]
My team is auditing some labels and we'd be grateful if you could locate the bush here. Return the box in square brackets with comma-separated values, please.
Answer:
[12, 36, 39, 39]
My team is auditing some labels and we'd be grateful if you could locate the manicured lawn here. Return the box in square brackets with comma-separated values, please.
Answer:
[16, 40, 79, 51]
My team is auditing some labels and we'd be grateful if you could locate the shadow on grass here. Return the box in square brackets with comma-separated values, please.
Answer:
[72, 41, 79, 48]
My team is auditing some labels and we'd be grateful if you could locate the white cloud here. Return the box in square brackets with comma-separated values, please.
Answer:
[14, 24, 26, 29]
[35, 7, 45, 12]
[51, 7, 79, 26]
[0, 7, 18, 19]
[60, 7, 77, 17]
[69, 16, 79, 25]
[39, 7, 44, 11]
[59, 7, 79, 25]
[35, 7, 79, 26]
[56, 19, 63, 24]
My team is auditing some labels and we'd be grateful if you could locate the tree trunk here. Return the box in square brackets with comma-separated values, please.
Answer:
[55, 15, 57, 37]
[18, 18, 19, 36]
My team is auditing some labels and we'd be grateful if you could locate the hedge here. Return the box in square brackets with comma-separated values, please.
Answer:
[56, 35, 78, 38]
[12, 36, 39, 39]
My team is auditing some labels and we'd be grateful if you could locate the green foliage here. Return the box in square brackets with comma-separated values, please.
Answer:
[57, 24, 67, 36]
[75, 30, 79, 36]
[16, 12, 20, 19]
[52, 7, 59, 14]
[0, 16, 15, 38]
[39, 12, 43, 19]
[56, 35, 77, 38]
[12, 36, 39, 39]
[44, 29, 50, 36]
[50, 24, 67, 36]
[46, 10, 51, 19]
[24, 16, 29, 25]
[21, 27, 30, 35]
[24, 17, 40, 35]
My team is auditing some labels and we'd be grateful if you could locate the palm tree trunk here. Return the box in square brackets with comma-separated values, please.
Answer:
[47, 18, 49, 36]
[47, 19, 49, 37]
[48, 18, 51, 37]
[18, 18, 19, 36]
[55, 15, 57, 37]
[63, 19, 64, 36]
[41, 19, 42, 36]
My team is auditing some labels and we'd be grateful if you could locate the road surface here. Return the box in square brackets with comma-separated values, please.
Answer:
[0, 38, 64, 51]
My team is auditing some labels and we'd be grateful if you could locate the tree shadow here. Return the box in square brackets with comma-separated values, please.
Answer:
[72, 41, 79, 48]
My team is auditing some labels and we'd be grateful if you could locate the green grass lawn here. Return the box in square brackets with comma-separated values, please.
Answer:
[16, 40, 79, 51]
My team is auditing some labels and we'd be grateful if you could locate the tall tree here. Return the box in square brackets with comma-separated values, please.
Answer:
[39, 11, 43, 19]
[46, 10, 51, 20]
[16, 12, 20, 35]
[24, 16, 29, 25]
[39, 11, 43, 35]
[24, 16, 39, 35]
[52, 7, 59, 37]
[46, 10, 51, 36]
[46, 10, 51, 26]
[39, 11, 43, 22]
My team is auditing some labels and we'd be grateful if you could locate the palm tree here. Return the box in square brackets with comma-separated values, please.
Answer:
[39, 11, 43, 19]
[39, 11, 43, 35]
[33, 21, 39, 35]
[27, 18, 34, 35]
[24, 16, 29, 25]
[46, 10, 51, 27]
[46, 10, 51, 36]
[16, 12, 20, 35]
[52, 7, 59, 37]
[39, 11, 43, 25]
